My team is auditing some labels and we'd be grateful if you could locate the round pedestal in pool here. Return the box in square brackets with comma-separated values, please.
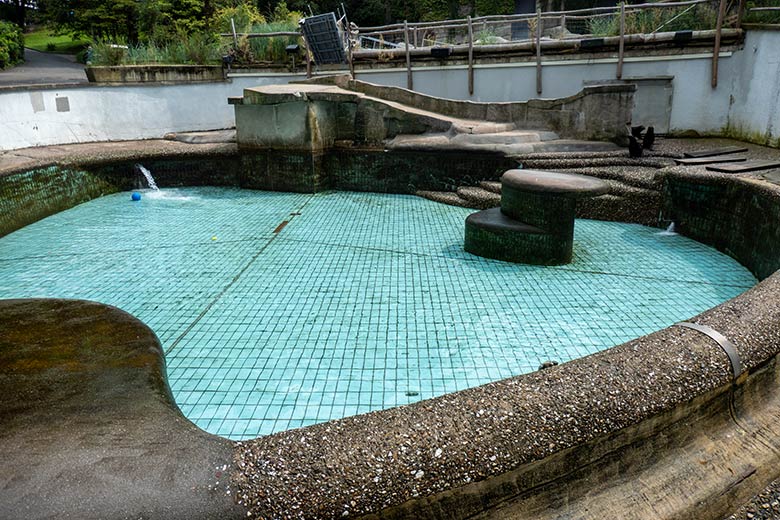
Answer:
[0, 187, 756, 439]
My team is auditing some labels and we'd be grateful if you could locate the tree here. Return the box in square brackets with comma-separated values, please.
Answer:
[38, 0, 216, 42]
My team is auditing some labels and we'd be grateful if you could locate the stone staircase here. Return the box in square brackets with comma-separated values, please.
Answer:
[387, 129, 620, 155]
[234, 81, 631, 154]
[416, 152, 675, 226]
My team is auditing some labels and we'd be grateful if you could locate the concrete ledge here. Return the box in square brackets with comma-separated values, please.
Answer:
[85, 65, 225, 83]
[0, 299, 245, 520]
[234, 80, 634, 149]
[291, 76, 636, 144]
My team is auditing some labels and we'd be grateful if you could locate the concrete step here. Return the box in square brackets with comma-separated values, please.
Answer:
[388, 135, 619, 156]
[387, 134, 537, 154]
[450, 130, 558, 146]
[479, 181, 502, 194]
[163, 129, 236, 144]
[416, 190, 476, 208]
[517, 157, 671, 170]
[456, 186, 501, 209]
[553, 166, 663, 190]
[530, 140, 621, 153]
[451, 121, 517, 135]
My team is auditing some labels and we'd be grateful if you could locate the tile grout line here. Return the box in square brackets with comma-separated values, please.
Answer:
[0, 236, 276, 263]
[273, 235, 756, 290]
[164, 194, 316, 355]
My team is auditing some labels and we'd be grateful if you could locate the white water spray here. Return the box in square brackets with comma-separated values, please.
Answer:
[658, 222, 678, 236]
[135, 164, 159, 191]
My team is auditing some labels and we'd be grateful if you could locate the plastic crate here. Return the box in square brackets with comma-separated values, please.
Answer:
[300, 13, 346, 65]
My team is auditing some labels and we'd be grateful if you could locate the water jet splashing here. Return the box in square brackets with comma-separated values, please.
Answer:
[658, 222, 678, 236]
[135, 164, 159, 191]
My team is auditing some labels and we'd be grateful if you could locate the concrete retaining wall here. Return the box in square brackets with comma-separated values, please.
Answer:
[0, 75, 301, 151]
[724, 29, 780, 146]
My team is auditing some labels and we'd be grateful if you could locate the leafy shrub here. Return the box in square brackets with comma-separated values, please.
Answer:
[0, 20, 24, 69]
[211, 2, 266, 33]
[475, 28, 501, 44]
[75, 47, 89, 64]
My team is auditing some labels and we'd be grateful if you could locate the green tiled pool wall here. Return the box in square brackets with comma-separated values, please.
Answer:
[0, 166, 118, 237]
[239, 149, 515, 194]
[663, 176, 780, 280]
[320, 149, 515, 194]
[0, 150, 515, 237]
[239, 151, 321, 193]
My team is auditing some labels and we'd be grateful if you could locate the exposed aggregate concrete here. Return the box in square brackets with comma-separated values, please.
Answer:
[455, 186, 501, 209]
[727, 479, 780, 520]
[0, 139, 237, 177]
[232, 269, 780, 519]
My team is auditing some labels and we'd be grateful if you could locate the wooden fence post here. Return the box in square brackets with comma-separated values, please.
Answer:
[712, 0, 727, 88]
[468, 16, 475, 96]
[736, 0, 747, 28]
[536, 7, 543, 95]
[404, 21, 413, 90]
[617, 2, 625, 79]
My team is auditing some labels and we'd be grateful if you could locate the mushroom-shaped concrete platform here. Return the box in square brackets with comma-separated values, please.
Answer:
[465, 169, 608, 265]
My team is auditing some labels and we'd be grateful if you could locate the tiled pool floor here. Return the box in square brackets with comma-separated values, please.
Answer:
[0, 187, 756, 439]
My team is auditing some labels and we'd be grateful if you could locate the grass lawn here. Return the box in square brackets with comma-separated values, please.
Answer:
[24, 27, 89, 54]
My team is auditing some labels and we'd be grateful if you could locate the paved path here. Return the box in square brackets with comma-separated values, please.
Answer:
[0, 48, 87, 87]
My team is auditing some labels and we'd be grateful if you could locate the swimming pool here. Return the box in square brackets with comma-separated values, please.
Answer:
[0, 187, 756, 438]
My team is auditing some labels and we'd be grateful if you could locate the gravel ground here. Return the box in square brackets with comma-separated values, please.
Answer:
[726, 479, 780, 519]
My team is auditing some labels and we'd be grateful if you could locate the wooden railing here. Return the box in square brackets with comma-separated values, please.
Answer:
[218, 0, 749, 91]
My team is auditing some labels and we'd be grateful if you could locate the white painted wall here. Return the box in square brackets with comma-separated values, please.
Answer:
[355, 52, 738, 134]
[0, 30, 778, 151]
[725, 30, 780, 144]
[0, 74, 302, 151]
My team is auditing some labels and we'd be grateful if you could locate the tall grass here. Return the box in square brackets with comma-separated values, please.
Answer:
[743, 1, 780, 24]
[90, 33, 223, 66]
[588, 4, 720, 36]
[239, 20, 301, 64]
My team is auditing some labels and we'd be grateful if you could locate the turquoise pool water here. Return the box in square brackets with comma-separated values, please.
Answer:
[0, 187, 756, 439]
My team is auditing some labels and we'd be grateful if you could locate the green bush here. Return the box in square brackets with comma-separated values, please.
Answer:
[0, 20, 24, 69]
[211, 2, 266, 33]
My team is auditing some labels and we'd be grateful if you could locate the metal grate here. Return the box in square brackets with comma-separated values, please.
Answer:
[300, 13, 347, 65]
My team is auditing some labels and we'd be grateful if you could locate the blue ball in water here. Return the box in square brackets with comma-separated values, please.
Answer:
[131, 192, 142, 201]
